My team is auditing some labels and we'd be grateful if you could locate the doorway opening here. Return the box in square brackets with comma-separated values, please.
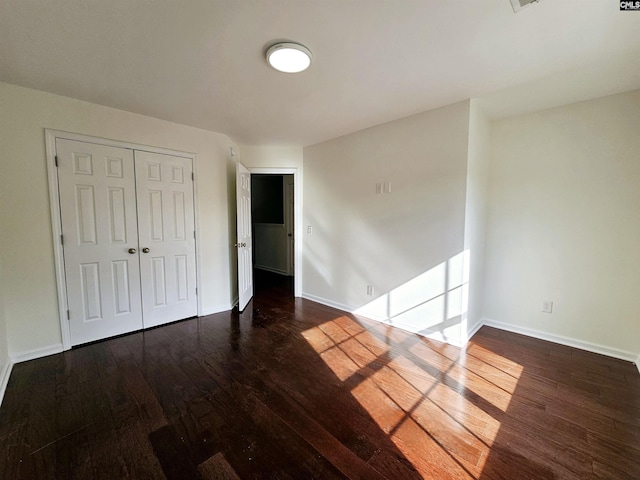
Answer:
[251, 174, 294, 298]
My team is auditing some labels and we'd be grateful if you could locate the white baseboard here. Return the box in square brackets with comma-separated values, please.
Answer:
[297, 296, 640, 363]
[300, 292, 354, 314]
[10, 343, 63, 364]
[382, 317, 465, 347]
[481, 318, 637, 363]
[255, 265, 288, 276]
[301, 292, 469, 347]
[0, 359, 12, 408]
[199, 303, 235, 316]
[351, 306, 388, 323]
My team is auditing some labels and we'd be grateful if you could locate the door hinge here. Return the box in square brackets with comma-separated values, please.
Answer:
[194, 231, 196, 239]
[67, 310, 70, 320]
[192, 172, 194, 181]
[55, 155, 59, 167]
[195, 287, 198, 295]
[60, 234, 64, 245]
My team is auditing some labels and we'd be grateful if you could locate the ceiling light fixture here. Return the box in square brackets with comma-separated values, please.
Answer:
[266, 42, 312, 73]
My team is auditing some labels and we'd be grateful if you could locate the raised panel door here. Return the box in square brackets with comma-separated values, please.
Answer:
[135, 151, 197, 328]
[236, 162, 253, 311]
[56, 139, 143, 345]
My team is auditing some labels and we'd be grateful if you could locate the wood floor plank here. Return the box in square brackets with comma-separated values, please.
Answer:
[198, 452, 241, 480]
[1, 270, 639, 479]
[248, 377, 389, 480]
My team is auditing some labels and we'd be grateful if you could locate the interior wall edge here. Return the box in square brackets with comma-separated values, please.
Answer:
[465, 318, 485, 344]
[0, 360, 12, 409]
[10, 343, 64, 364]
[481, 318, 638, 363]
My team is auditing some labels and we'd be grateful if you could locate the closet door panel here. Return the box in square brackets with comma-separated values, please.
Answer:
[135, 151, 197, 328]
[57, 139, 143, 345]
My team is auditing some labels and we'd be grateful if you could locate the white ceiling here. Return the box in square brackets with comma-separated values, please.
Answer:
[1, 1, 640, 146]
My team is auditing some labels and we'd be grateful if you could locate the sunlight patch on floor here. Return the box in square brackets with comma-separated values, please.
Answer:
[302, 315, 524, 479]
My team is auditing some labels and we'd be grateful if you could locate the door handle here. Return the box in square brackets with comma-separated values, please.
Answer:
[142, 247, 150, 253]
[128, 248, 137, 254]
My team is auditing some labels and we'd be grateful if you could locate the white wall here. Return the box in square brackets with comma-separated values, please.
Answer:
[254, 224, 289, 274]
[483, 90, 640, 357]
[303, 101, 471, 345]
[464, 101, 491, 340]
[239, 145, 303, 169]
[0, 82, 237, 358]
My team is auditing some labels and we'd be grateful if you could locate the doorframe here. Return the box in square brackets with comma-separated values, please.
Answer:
[284, 176, 295, 277]
[45, 129, 200, 351]
[248, 167, 302, 297]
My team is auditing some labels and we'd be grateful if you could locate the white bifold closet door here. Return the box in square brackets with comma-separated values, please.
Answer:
[135, 150, 197, 329]
[56, 139, 197, 346]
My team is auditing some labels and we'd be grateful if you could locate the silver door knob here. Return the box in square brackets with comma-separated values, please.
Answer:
[142, 247, 150, 253]
[128, 248, 137, 254]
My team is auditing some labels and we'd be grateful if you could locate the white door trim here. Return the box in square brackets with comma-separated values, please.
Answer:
[45, 129, 201, 351]
[248, 167, 302, 297]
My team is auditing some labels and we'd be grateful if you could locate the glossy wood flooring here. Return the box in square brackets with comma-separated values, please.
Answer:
[1, 271, 639, 479]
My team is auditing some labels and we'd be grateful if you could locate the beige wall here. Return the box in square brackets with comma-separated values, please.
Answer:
[303, 101, 471, 344]
[0, 82, 237, 357]
[483, 90, 640, 356]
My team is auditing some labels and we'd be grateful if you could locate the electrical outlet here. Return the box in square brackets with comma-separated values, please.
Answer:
[307, 225, 312, 234]
[542, 301, 553, 313]
[366, 285, 374, 296]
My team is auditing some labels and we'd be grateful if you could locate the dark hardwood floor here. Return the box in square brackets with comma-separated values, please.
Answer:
[1, 271, 639, 479]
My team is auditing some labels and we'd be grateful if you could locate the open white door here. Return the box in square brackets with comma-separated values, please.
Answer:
[236, 162, 253, 311]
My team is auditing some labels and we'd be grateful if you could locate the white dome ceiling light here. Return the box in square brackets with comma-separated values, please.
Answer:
[266, 42, 312, 73]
